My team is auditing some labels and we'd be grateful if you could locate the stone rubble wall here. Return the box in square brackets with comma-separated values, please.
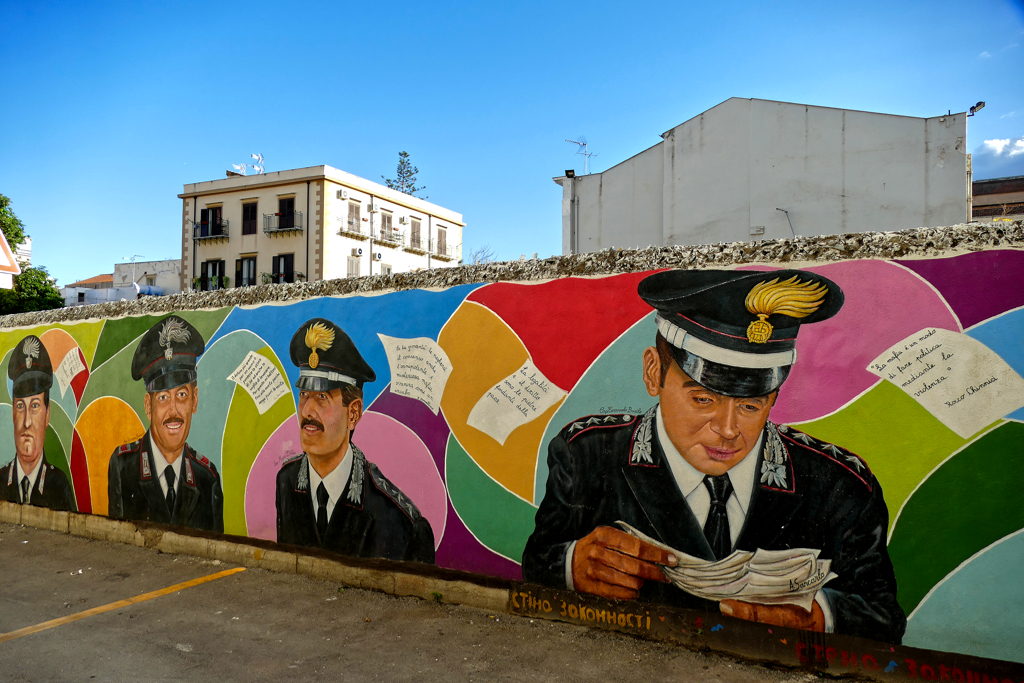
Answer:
[4, 221, 1021, 329]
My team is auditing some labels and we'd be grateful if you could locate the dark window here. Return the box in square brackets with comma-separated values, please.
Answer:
[279, 198, 295, 229]
[235, 256, 257, 287]
[242, 202, 257, 235]
[273, 254, 294, 284]
[410, 218, 421, 249]
[199, 259, 226, 290]
[199, 207, 223, 237]
[77, 292, 85, 303]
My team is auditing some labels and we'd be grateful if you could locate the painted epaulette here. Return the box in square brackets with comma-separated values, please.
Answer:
[368, 463, 423, 523]
[187, 446, 216, 473]
[281, 452, 305, 467]
[562, 412, 639, 442]
[776, 424, 872, 490]
[117, 439, 141, 456]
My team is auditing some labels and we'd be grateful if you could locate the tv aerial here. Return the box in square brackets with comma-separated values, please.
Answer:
[250, 153, 265, 174]
[565, 137, 598, 175]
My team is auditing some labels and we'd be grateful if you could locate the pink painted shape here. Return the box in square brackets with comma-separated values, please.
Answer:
[740, 261, 960, 424]
[244, 411, 447, 547]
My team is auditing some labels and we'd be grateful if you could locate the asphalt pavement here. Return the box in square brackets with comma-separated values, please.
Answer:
[0, 522, 822, 683]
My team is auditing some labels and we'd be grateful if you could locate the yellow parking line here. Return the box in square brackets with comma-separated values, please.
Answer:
[0, 566, 246, 644]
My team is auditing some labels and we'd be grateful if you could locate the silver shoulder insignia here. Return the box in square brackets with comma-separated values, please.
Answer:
[760, 422, 789, 489]
[346, 446, 366, 505]
[297, 456, 310, 492]
[630, 406, 656, 465]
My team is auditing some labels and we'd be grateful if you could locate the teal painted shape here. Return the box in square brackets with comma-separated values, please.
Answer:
[904, 530, 1024, 664]
[534, 313, 657, 503]
[1, 349, 11, 405]
[45, 400, 75, 469]
[190, 329, 273, 473]
[0, 404, 12, 466]
[887, 421, 1024, 615]
[446, 435, 536, 564]
[965, 308, 1024, 421]
[48, 373, 81, 426]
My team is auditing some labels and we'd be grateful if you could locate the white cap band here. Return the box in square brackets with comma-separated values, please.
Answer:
[299, 368, 359, 386]
[656, 315, 796, 369]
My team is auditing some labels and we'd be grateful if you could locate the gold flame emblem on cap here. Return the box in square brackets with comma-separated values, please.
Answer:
[744, 276, 828, 344]
[304, 322, 335, 369]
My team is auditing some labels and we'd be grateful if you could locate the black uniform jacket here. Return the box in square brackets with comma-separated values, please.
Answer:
[522, 407, 906, 644]
[276, 445, 435, 564]
[107, 431, 224, 532]
[0, 452, 76, 511]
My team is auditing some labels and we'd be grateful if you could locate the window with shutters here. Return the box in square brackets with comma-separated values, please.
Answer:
[235, 256, 257, 287]
[380, 211, 393, 235]
[273, 254, 294, 284]
[347, 257, 361, 278]
[199, 259, 226, 290]
[279, 198, 295, 230]
[199, 206, 224, 237]
[242, 202, 258, 235]
[380, 263, 393, 276]
[437, 227, 447, 255]
[410, 217, 422, 249]
[347, 201, 361, 234]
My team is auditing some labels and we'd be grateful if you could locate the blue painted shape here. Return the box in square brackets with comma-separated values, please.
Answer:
[903, 530, 1024, 664]
[885, 661, 898, 673]
[206, 284, 482, 411]
[191, 329, 277, 473]
[534, 312, 658, 503]
[966, 308, 1024, 421]
[711, 624, 723, 632]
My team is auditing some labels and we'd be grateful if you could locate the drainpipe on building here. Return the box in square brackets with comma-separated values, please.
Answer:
[305, 181, 311, 282]
[369, 194, 375, 277]
[427, 215, 432, 270]
[191, 197, 197, 290]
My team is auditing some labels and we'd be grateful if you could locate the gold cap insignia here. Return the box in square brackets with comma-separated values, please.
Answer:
[744, 276, 828, 344]
[304, 322, 335, 369]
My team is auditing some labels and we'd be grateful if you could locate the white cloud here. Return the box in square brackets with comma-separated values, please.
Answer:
[1011, 140, 1024, 157]
[1000, 111, 1017, 119]
[979, 50, 992, 58]
[985, 139, 1010, 155]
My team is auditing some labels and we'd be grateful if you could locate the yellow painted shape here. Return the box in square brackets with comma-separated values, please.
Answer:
[0, 320, 104, 369]
[439, 301, 560, 501]
[75, 396, 146, 516]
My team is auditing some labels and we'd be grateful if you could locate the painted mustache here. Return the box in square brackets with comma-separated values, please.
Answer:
[162, 417, 185, 426]
[301, 417, 325, 432]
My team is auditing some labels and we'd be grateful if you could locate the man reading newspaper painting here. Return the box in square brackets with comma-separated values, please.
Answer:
[522, 269, 906, 643]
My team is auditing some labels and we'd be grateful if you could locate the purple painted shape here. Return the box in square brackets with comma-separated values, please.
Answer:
[896, 250, 1024, 331]
[368, 387, 523, 579]
[245, 416, 302, 542]
[356, 411, 447, 545]
[367, 388, 451, 479]
[739, 261, 960, 424]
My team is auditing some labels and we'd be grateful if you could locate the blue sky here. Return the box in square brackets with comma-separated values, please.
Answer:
[1, 0, 1022, 286]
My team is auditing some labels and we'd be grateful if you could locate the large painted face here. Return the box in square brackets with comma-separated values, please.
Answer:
[13, 391, 49, 470]
[298, 388, 362, 468]
[643, 348, 775, 476]
[144, 383, 198, 460]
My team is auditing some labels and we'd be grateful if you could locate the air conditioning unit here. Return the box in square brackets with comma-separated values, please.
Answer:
[398, 216, 408, 225]
[351, 248, 363, 257]
[374, 252, 383, 261]
[368, 201, 380, 213]
[337, 189, 349, 200]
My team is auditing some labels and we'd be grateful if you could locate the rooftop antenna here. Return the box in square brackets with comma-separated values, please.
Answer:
[565, 137, 598, 175]
[231, 162, 248, 176]
[250, 152, 265, 174]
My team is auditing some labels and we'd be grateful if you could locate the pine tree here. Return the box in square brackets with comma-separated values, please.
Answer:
[382, 151, 427, 197]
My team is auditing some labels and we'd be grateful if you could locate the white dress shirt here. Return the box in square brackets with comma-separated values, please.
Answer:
[308, 445, 354, 522]
[15, 456, 42, 503]
[149, 435, 183, 499]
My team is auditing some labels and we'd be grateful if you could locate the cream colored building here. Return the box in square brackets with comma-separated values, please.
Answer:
[179, 165, 464, 291]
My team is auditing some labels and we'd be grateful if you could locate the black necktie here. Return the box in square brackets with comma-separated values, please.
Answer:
[21, 476, 30, 503]
[703, 474, 734, 560]
[165, 466, 176, 514]
[316, 482, 329, 541]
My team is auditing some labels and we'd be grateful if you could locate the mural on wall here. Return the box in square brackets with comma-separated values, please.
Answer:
[2, 250, 1024, 664]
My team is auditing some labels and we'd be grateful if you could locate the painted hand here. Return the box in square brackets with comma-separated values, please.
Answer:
[719, 599, 826, 632]
[571, 526, 676, 601]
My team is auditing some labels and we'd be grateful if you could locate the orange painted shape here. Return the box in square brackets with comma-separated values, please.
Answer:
[39, 328, 79, 366]
[439, 301, 561, 502]
[0, 231, 20, 275]
[75, 397, 146, 516]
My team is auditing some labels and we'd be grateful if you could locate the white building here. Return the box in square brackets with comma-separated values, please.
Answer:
[179, 165, 464, 292]
[61, 259, 181, 307]
[555, 98, 970, 252]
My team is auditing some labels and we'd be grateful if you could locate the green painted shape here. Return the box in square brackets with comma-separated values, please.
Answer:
[0, 319, 105, 369]
[796, 381, 970, 527]
[45, 400, 75, 468]
[0, 349, 11, 405]
[0, 404, 12, 466]
[446, 435, 536, 563]
[78, 340, 147, 427]
[43, 426, 75, 509]
[220, 346, 295, 537]
[90, 310, 230, 371]
[887, 421, 1024, 615]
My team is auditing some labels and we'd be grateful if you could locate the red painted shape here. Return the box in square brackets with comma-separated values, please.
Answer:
[70, 348, 89, 405]
[70, 429, 92, 514]
[467, 271, 660, 391]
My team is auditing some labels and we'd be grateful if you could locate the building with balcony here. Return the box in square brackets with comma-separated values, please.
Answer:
[179, 165, 464, 292]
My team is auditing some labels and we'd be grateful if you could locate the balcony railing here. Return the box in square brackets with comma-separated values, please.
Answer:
[193, 218, 229, 241]
[263, 210, 304, 235]
[373, 227, 404, 248]
[431, 239, 460, 262]
[338, 217, 369, 240]
[403, 234, 428, 254]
